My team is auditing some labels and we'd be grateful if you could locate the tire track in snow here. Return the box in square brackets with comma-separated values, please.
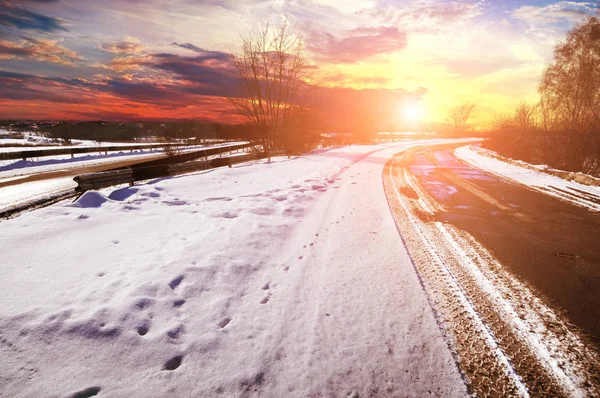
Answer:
[383, 148, 600, 397]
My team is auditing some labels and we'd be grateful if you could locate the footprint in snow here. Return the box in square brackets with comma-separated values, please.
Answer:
[218, 317, 231, 328]
[137, 321, 150, 336]
[70, 386, 101, 398]
[204, 197, 233, 202]
[169, 275, 184, 290]
[163, 355, 183, 371]
[173, 299, 186, 308]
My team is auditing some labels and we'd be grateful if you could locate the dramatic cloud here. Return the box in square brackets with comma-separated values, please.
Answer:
[170, 43, 232, 62]
[98, 39, 144, 55]
[150, 51, 241, 97]
[360, 0, 485, 32]
[98, 55, 150, 71]
[305, 26, 407, 62]
[0, 3, 68, 32]
[0, 37, 82, 66]
[512, 1, 597, 25]
[0, 0, 595, 125]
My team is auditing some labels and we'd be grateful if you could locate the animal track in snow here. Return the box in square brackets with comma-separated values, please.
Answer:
[163, 355, 183, 371]
[133, 297, 154, 310]
[173, 299, 186, 307]
[204, 197, 233, 202]
[169, 275, 184, 290]
[162, 199, 188, 206]
[211, 211, 239, 219]
[248, 207, 276, 216]
[167, 324, 184, 339]
[136, 321, 150, 336]
[218, 317, 231, 328]
[140, 191, 161, 198]
[70, 386, 101, 398]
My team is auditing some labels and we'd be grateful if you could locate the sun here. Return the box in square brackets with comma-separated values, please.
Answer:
[402, 104, 425, 123]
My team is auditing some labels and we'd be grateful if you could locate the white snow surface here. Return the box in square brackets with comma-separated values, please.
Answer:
[0, 142, 248, 214]
[0, 177, 76, 214]
[0, 141, 470, 397]
[455, 145, 600, 212]
[0, 130, 227, 152]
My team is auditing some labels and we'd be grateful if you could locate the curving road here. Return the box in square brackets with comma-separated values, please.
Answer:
[384, 143, 600, 396]
[412, 146, 600, 343]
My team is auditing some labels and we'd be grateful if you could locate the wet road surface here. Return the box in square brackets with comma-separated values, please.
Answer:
[409, 147, 600, 346]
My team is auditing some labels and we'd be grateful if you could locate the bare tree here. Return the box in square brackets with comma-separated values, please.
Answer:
[513, 101, 537, 132]
[230, 22, 306, 158]
[447, 103, 476, 135]
[539, 16, 600, 172]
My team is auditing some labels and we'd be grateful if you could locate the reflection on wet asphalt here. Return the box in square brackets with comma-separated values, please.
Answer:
[408, 148, 600, 346]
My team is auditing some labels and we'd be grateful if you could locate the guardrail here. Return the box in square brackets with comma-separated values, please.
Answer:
[74, 169, 135, 191]
[73, 150, 284, 192]
[0, 141, 239, 161]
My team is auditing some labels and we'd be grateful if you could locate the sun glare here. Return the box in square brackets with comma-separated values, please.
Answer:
[402, 104, 425, 122]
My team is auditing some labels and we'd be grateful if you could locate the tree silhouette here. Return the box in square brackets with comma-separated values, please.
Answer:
[230, 22, 306, 156]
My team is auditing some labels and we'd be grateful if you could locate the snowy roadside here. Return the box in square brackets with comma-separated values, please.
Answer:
[1, 140, 472, 397]
[0, 142, 249, 215]
[455, 145, 600, 212]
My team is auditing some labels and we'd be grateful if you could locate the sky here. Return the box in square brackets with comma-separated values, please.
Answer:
[0, 0, 597, 129]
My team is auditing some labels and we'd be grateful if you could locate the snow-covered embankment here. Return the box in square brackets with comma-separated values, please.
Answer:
[0, 141, 469, 397]
[455, 145, 600, 212]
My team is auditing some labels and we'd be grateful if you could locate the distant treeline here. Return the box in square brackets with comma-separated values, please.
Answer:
[0, 120, 261, 143]
[484, 17, 600, 177]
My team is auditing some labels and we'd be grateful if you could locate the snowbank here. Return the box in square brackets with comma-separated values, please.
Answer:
[1, 141, 471, 397]
[455, 145, 600, 212]
[471, 146, 600, 187]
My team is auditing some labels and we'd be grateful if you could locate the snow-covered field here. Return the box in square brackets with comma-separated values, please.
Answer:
[0, 140, 471, 397]
[0, 130, 223, 152]
[0, 131, 144, 152]
[455, 145, 600, 212]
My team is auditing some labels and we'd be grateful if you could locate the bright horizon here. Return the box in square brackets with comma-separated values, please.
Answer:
[0, 0, 597, 129]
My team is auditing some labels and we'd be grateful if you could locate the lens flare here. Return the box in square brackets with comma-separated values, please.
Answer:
[402, 104, 425, 122]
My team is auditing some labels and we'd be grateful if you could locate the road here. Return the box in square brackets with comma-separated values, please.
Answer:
[384, 143, 600, 397]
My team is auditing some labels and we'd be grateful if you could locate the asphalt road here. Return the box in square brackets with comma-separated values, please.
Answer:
[407, 146, 600, 346]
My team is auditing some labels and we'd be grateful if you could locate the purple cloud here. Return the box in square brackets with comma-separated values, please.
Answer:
[305, 26, 407, 63]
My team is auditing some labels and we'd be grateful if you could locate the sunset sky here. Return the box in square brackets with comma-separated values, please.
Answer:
[0, 0, 597, 129]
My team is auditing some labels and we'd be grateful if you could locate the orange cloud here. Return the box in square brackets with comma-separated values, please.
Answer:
[0, 37, 82, 66]
[98, 38, 144, 55]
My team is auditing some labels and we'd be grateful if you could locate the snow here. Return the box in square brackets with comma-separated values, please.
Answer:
[0, 141, 246, 180]
[455, 145, 600, 212]
[0, 140, 472, 397]
[0, 129, 237, 153]
[0, 142, 249, 214]
[0, 150, 165, 177]
[0, 177, 76, 214]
